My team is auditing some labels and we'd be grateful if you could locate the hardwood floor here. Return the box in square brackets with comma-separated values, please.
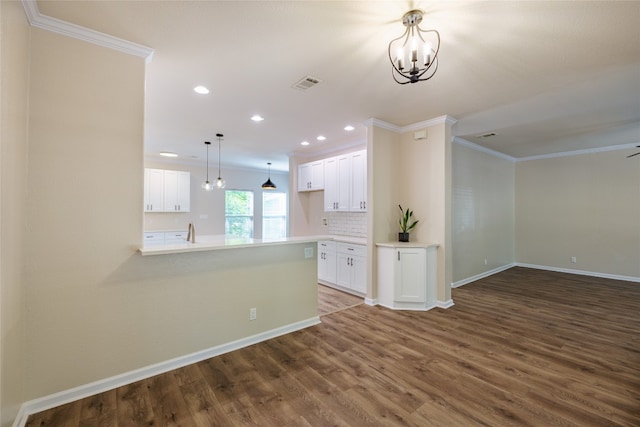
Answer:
[317, 284, 363, 316]
[26, 267, 640, 426]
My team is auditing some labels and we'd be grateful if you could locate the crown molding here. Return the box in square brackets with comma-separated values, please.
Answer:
[453, 137, 516, 162]
[515, 142, 640, 162]
[21, 0, 154, 62]
[364, 115, 458, 134]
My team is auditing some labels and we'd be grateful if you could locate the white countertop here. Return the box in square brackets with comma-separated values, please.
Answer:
[139, 235, 327, 256]
[376, 241, 440, 249]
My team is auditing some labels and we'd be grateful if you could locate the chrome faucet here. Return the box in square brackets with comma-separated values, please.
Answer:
[186, 222, 195, 243]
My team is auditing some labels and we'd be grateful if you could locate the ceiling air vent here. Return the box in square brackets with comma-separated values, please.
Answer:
[292, 76, 321, 91]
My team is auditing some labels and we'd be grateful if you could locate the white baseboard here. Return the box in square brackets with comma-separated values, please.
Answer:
[436, 299, 455, 309]
[13, 316, 320, 427]
[515, 263, 640, 283]
[364, 297, 378, 306]
[452, 263, 516, 288]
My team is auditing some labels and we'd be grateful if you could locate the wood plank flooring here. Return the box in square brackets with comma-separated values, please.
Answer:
[26, 267, 640, 426]
[317, 284, 363, 316]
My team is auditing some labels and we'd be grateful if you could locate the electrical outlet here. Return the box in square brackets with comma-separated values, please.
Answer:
[304, 247, 314, 258]
[571, 256, 577, 263]
[249, 307, 257, 321]
[322, 217, 328, 227]
[484, 258, 488, 266]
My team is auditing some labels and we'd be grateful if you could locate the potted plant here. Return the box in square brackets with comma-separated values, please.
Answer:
[398, 204, 418, 242]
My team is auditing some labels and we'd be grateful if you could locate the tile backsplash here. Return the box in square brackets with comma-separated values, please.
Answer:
[326, 211, 367, 237]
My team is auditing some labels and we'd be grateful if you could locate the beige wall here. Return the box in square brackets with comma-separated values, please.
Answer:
[21, 27, 317, 407]
[0, 1, 30, 425]
[516, 150, 640, 278]
[144, 160, 289, 238]
[452, 142, 515, 283]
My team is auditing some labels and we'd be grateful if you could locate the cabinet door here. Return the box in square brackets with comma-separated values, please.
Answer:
[310, 160, 324, 190]
[350, 150, 367, 212]
[394, 248, 427, 303]
[336, 252, 352, 288]
[163, 170, 179, 211]
[298, 163, 311, 191]
[336, 154, 350, 211]
[176, 171, 190, 212]
[324, 157, 338, 211]
[317, 241, 336, 284]
[144, 169, 164, 212]
[351, 255, 366, 293]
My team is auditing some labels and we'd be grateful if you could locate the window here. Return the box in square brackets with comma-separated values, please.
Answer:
[225, 190, 254, 238]
[262, 192, 287, 239]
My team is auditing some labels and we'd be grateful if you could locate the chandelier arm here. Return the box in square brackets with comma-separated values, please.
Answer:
[387, 28, 411, 75]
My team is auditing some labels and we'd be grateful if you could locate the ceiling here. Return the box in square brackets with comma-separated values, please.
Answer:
[35, 0, 640, 172]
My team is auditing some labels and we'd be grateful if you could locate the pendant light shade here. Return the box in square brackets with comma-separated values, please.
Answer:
[262, 162, 277, 190]
[201, 141, 214, 191]
[215, 133, 226, 189]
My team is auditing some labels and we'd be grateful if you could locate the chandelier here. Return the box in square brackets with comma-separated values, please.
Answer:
[388, 10, 440, 84]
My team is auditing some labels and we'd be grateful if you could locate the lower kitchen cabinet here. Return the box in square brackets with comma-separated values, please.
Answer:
[318, 241, 337, 284]
[318, 240, 366, 296]
[376, 242, 438, 311]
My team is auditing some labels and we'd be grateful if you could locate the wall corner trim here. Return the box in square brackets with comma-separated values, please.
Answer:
[20, 0, 154, 62]
[12, 316, 320, 427]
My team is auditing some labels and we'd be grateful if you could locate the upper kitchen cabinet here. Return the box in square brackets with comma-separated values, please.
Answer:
[324, 150, 367, 212]
[144, 168, 164, 212]
[297, 160, 324, 192]
[144, 168, 190, 213]
[163, 170, 190, 212]
[349, 150, 367, 212]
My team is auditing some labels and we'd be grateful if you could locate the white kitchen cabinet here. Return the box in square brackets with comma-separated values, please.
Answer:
[323, 157, 338, 210]
[298, 160, 324, 192]
[144, 168, 164, 212]
[324, 150, 367, 212]
[349, 150, 367, 212]
[376, 243, 438, 311]
[144, 168, 190, 213]
[164, 231, 188, 244]
[143, 232, 165, 245]
[163, 170, 190, 212]
[317, 240, 337, 284]
[336, 242, 366, 294]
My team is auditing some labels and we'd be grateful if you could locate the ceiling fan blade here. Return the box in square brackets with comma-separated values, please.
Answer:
[626, 152, 640, 158]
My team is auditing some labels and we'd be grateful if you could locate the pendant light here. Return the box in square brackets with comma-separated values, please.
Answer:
[201, 141, 214, 191]
[215, 133, 226, 189]
[261, 162, 277, 190]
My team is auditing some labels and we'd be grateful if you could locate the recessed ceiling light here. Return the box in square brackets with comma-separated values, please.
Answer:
[300, 141, 310, 146]
[251, 114, 265, 122]
[344, 125, 355, 131]
[193, 85, 210, 94]
[159, 152, 178, 158]
[317, 135, 326, 141]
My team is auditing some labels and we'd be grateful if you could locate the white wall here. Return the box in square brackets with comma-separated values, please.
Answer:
[452, 142, 515, 283]
[0, 1, 30, 425]
[144, 160, 289, 239]
[516, 150, 640, 279]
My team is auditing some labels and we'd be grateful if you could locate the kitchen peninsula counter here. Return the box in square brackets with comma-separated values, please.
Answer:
[139, 235, 327, 256]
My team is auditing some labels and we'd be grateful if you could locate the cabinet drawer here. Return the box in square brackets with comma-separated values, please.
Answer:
[143, 232, 165, 245]
[318, 241, 336, 251]
[337, 242, 365, 256]
[165, 231, 187, 243]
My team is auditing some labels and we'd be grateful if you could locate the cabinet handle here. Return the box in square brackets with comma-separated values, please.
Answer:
[398, 251, 400, 261]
